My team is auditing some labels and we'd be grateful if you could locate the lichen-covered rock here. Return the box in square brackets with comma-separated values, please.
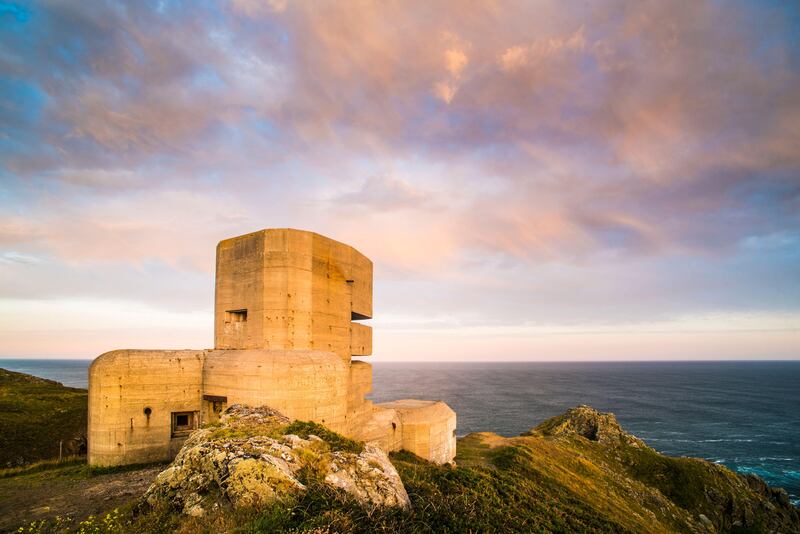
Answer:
[142, 405, 410, 517]
[525, 404, 648, 448]
[325, 445, 410, 509]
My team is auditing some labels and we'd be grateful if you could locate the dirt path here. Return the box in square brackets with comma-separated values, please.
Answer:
[0, 463, 165, 532]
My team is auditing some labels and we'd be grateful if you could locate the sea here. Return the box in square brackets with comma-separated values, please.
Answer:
[1, 358, 798, 505]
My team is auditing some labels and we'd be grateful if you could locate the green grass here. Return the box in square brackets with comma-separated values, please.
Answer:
[0, 456, 168, 481]
[105, 420, 797, 533]
[136, 440, 668, 533]
[7, 434, 797, 534]
[0, 457, 86, 479]
[609, 441, 775, 531]
[84, 460, 171, 477]
[3, 386, 795, 533]
[205, 418, 364, 455]
[0, 368, 87, 467]
[237, 448, 633, 533]
[282, 421, 364, 454]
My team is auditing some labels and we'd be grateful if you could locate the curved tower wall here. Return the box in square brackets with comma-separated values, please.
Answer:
[377, 400, 458, 464]
[88, 350, 205, 466]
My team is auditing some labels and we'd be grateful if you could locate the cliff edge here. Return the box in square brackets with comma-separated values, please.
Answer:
[123, 404, 798, 533]
[5, 403, 798, 533]
[524, 405, 798, 532]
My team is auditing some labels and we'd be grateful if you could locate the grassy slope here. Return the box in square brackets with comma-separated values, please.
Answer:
[127, 427, 798, 533]
[0, 368, 88, 466]
[231, 434, 692, 534]
[0, 433, 740, 534]
[2, 379, 796, 533]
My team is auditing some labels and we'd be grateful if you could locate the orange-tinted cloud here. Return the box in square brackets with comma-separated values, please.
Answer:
[1, 0, 799, 357]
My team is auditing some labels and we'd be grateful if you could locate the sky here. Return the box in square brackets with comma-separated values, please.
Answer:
[0, 0, 798, 361]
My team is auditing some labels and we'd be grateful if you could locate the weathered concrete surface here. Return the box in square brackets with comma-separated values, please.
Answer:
[88, 228, 457, 467]
[203, 349, 350, 431]
[214, 229, 372, 362]
[377, 400, 457, 464]
[88, 349, 205, 466]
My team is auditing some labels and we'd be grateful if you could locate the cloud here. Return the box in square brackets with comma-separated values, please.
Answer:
[0, 187, 255, 271]
[434, 33, 470, 103]
[335, 175, 434, 211]
[1, 0, 799, 358]
[444, 47, 468, 77]
[0, 1, 288, 173]
[499, 26, 586, 71]
[433, 82, 457, 104]
[230, 0, 287, 17]
[0, 252, 42, 265]
[46, 168, 145, 190]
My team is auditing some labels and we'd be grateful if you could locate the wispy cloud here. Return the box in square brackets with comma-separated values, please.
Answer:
[0, 0, 798, 358]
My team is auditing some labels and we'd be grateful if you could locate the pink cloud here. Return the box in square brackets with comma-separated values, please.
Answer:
[1, 0, 798, 360]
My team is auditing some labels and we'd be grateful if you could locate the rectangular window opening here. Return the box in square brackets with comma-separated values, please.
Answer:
[225, 309, 247, 323]
[171, 411, 198, 437]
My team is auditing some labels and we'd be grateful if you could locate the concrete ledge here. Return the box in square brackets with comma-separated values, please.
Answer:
[376, 399, 457, 464]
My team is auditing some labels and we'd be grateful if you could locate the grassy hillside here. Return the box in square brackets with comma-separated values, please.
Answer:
[3, 393, 797, 533]
[0, 368, 88, 467]
[123, 407, 798, 533]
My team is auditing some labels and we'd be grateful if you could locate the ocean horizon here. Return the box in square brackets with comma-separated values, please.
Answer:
[1, 358, 798, 506]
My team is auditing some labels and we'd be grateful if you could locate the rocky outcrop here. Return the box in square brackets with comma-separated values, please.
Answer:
[525, 404, 648, 448]
[142, 405, 410, 517]
[524, 405, 799, 533]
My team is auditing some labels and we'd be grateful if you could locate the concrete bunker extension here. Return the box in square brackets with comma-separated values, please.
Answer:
[88, 229, 457, 466]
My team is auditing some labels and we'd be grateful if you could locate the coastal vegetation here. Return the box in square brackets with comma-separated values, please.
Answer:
[1, 369, 797, 533]
[0, 368, 87, 467]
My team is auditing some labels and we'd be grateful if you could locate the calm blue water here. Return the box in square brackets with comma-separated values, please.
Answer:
[0, 359, 91, 389]
[1, 359, 798, 505]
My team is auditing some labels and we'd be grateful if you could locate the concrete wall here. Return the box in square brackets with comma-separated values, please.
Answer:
[377, 400, 458, 464]
[214, 232, 267, 350]
[350, 323, 372, 356]
[88, 348, 458, 466]
[88, 350, 205, 466]
[202, 349, 351, 433]
[356, 406, 404, 453]
[214, 229, 372, 362]
[88, 348, 355, 466]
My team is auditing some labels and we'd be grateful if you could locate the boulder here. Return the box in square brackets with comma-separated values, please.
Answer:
[142, 405, 410, 517]
[325, 446, 410, 509]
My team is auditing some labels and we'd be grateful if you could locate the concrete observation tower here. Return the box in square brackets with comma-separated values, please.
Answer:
[88, 229, 457, 466]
